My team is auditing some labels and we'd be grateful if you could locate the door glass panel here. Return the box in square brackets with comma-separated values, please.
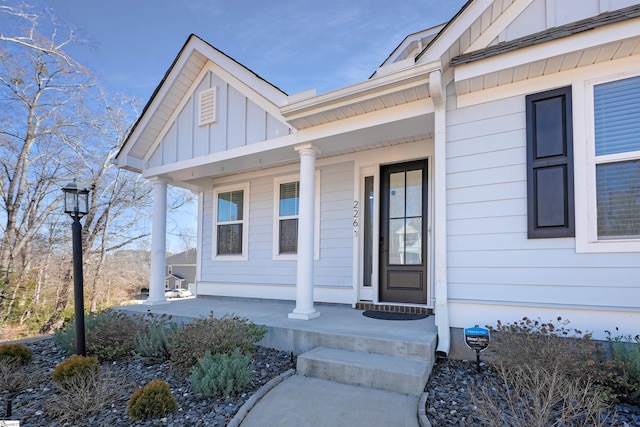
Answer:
[389, 172, 406, 218]
[363, 176, 374, 287]
[405, 218, 422, 264]
[406, 170, 422, 217]
[389, 218, 405, 265]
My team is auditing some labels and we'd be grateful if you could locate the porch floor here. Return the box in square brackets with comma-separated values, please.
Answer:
[118, 296, 437, 357]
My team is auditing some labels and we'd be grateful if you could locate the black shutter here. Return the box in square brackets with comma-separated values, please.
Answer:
[526, 86, 575, 238]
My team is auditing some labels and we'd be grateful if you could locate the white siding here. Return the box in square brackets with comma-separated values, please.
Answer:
[446, 93, 640, 331]
[199, 160, 354, 297]
[146, 70, 290, 168]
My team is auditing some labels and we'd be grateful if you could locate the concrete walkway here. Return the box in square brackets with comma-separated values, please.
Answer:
[238, 374, 420, 427]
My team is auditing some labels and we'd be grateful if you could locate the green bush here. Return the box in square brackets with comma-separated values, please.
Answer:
[606, 329, 640, 404]
[169, 312, 265, 373]
[0, 343, 33, 365]
[55, 309, 138, 361]
[189, 348, 254, 397]
[134, 314, 178, 364]
[127, 380, 178, 420]
[52, 355, 100, 389]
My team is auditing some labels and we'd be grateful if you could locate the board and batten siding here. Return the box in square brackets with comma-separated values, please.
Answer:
[146, 70, 290, 169]
[445, 93, 640, 335]
[198, 161, 354, 301]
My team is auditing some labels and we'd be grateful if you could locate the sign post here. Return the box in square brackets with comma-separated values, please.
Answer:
[464, 325, 490, 371]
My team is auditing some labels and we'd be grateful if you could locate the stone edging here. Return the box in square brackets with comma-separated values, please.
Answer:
[227, 368, 296, 427]
[418, 392, 432, 427]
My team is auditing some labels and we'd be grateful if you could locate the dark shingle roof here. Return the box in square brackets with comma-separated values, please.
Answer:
[450, 4, 640, 67]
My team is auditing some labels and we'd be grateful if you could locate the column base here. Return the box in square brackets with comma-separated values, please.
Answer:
[288, 309, 321, 320]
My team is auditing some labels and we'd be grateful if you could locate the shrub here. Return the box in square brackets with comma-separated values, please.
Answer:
[471, 363, 613, 427]
[0, 343, 33, 365]
[127, 379, 178, 420]
[134, 314, 178, 364]
[189, 348, 254, 397]
[169, 312, 266, 373]
[52, 355, 100, 389]
[469, 317, 617, 425]
[46, 368, 124, 424]
[606, 329, 640, 404]
[55, 309, 138, 361]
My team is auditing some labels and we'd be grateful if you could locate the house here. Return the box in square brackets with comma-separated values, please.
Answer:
[116, 0, 640, 357]
[165, 248, 197, 291]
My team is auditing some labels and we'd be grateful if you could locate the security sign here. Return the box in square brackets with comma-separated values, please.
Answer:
[464, 325, 490, 352]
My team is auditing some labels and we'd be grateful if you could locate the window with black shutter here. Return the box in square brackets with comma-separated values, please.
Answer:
[526, 86, 575, 238]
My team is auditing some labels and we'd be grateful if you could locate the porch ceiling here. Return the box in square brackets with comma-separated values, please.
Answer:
[151, 111, 434, 192]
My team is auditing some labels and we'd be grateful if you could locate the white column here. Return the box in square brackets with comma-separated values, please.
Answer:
[289, 144, 320, 320]
[145, 178, 169, 305]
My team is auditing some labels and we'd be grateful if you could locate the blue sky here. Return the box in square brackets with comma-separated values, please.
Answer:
[12, 0, 467, 252]
[42, 0, 466, 101]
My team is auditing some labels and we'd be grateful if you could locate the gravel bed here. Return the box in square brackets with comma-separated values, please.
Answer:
[3, 338, 295, 426]
[424, 358, 640, 426]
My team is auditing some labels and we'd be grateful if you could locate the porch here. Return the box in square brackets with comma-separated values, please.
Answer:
[118, 296, 438, 396]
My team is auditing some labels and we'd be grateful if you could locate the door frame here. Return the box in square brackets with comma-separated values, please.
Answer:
[356, 157, 433, 307]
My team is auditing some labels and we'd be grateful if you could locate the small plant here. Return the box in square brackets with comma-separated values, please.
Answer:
[0, 358, 33, 417]
[606, 328, 640, 404]
[52, 354, 100, 388]
[127, 379, 178, 420]
[189, 348, 254, 397]
[134, 313, 178, 364]
[0, 343, 33, 365]
[169, 312, 266, 373]
[46, 369, 124, 424]
[55, 309, 138, 361]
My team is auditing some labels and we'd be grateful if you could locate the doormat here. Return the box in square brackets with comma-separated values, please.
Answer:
[362, 310, 428, 321]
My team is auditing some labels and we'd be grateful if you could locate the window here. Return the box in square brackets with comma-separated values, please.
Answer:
[278, 181, 299, 254]
[213, 184, 249, 260]
[526, 86, 575, 238]
[593, 76, 640, 240]
[272, 173, 320, 260]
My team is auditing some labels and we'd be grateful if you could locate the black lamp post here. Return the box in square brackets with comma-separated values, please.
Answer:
[62, 180, 91, 356]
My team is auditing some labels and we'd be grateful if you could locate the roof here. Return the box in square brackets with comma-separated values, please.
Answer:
[450, 4, 640, 66]
[166, 248, 197, 265]
[116, 34, 288, 165]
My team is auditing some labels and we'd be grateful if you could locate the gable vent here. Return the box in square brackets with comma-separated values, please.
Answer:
[198, 87, 217, 126]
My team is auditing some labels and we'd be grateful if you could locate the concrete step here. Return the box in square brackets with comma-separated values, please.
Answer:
[263, 326, 435, 362]
[297, 346, 432, 396]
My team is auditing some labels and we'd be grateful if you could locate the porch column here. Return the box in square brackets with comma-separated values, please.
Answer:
[145, 178, 169, 305]
[289, 143, 320, 320]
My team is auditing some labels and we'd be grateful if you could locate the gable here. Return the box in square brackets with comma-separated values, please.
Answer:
[145, 68, 292, 169]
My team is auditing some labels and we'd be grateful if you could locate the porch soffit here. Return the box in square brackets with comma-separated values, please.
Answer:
[451, 7, 640, 95]
[282, 61, 440, 130]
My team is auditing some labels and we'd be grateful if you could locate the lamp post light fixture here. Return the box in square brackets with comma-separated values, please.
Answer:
[61, 179, 92, 356]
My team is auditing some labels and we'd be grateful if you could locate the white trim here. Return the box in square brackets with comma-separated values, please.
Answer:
[212, 182, 250, 261]
[575, 70, 640, 253]
[272, 172, 321, 261]
[355, 166, 377, 303]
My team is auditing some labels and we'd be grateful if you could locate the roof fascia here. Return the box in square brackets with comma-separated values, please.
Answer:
[454, 18, 640, 82]
[463, 0, 535, 54]
[416, 0, 491, 65]
[282, 60, 441, 120]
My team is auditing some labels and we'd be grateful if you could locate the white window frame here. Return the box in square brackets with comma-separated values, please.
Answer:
[272, 172, 321, 260]
[213, 182, 250, 261]
[575, 71, 640, 253]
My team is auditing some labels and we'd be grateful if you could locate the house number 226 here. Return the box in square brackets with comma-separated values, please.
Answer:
[353, 201, 359, 237]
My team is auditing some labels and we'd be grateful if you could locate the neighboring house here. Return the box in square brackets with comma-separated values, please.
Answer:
[165, 248, 197, 291]
[116, 0, 640, 356]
